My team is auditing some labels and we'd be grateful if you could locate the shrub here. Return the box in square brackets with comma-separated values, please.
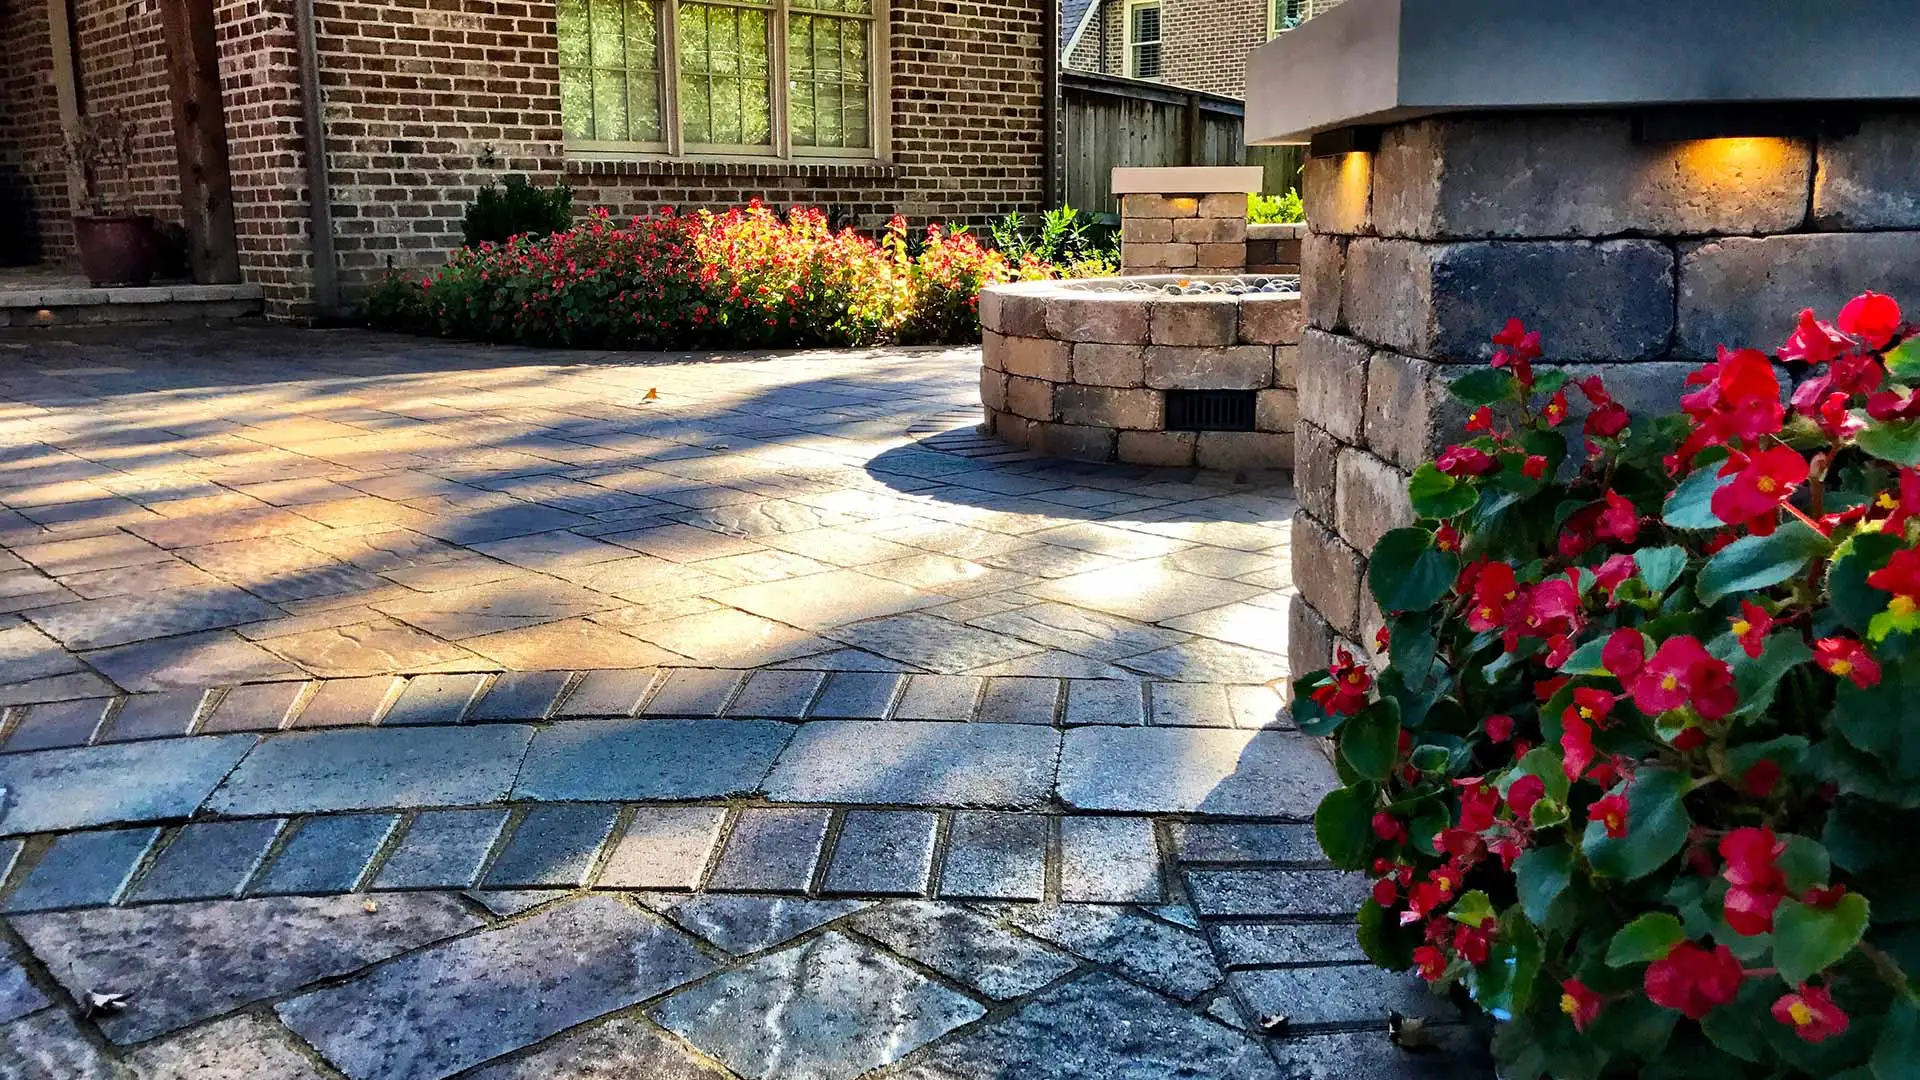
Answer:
[1249, 189, 1304, 225]
[988, 206, 1118, 276]
[461, 174, 575, 248]
[369, 201, 1051, 349]
[1299, 293, 1920, 1079]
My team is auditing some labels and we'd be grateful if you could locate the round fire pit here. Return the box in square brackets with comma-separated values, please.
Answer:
[978, 275, 1303, 469]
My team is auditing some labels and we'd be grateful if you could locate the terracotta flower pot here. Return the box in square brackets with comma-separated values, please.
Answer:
[73, 214, 160, 287]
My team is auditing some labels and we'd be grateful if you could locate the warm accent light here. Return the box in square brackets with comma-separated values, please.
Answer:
[1633, 105, 1859, 144]
[1309, 125, 1381, 158]
[1669, 136, 1800, 179]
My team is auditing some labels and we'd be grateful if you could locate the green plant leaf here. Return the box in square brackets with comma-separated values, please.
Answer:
[1872, 996, 1920, 1080]
[1341, 698, 1402, 781]
[1290, 673, 1340, 737]
[1833, 651, 1920, 783]
[1730, 632, 1814, 717]
[1696, 520, 1832, 605]
[1607, 912, 1686, 966]
[1408, 463, 1479, 519]
[1772, 893, 1871, 985]
[1830, 531, 1906, 634]
[1357, 897, 1414, 970]
[1886, 338, 1920, 382]
[1470, 911, 1543, 1019]
[1636, 546, 1688, 594]
[1314, 783, 1376, 870]
[1583, 769, 1693, 882]
[1776, 835, 1831, 895]
[1368, 528, 1460, 614]
[1449, 367, 1516, 407]
[1858, 418, 1920, 468]
[1663, 466, 1732, 530]
[1514, 845, 1573, 926]
[1557, 635, 1610, 675]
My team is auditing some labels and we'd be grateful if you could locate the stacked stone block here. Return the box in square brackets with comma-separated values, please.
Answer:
[979, 278, 1303, 468]
[1121, 193, 1250, 275]
[1245, 223, 1303, 274]
[1288, 109, 1920, 680]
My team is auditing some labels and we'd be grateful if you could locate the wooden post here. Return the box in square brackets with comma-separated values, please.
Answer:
[1183, 91, 1201, 166]
[157, 0, 241, 284]
[46, 0, 85, 215]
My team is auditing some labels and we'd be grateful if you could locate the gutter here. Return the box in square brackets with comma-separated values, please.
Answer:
[1042, 0, 1061, 208]
[293, 0, 341, 319]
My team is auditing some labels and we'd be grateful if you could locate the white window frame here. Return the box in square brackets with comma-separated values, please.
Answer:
[1124, 0, 1162, 81]
[1268, 0, 1305, 37]
[560, 0, 891, 166]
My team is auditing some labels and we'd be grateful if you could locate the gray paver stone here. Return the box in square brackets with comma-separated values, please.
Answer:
[293, 676, 396, 728]
[1211, 922, 1367, 967]
[651, 931, 984, 1080]
[641, 668, 744, 716]
[976, 676, 1060, 725]
[1056, 727, 1336, 816]
[11, 893, 481, 1042]
[277, 896, 714, 1080]
[938, 812, 1046, 900]
[651, 894, 869, 954]
[764, 721, 1058, 809]
[0, 736, 256, 835]
[555, 669, 658, 717]
[381, 674, 486, 725]
[4, 698, 109, 752]
[201, 681, 305, 733]
[1010, 904, 1221, 1001]
[4, 828, 160, 912]
[0, 1009, 116, 1079]
[512, 718, 792, 801]
[1186, 869, 1371, 917]
[1059, 816, 1162, 903]
[806, 671, 903, 718]
[130, 819, 284, 903]
[372, 809, 509, 890]
[252, 814, 400, 894]
[1172, 822, 1327, 863]
[598, 806, 728, 890]
[726, 670, 826, 718]
[206, 725, 534, 816]
[121, 1013, 335, 1080]
[892, 675, 981, 720]
[822, 810, 938, 896]
[1263, 1025, 1494, 1080]
[1063, 679, 1145, 726]
[464, 1015, 731, 1080]
[483, 804, 620, 887]
[708, 808, 832, 893]
[0, 945, 50, 1024]
[852, 901, 1077, 1000]
[472, 671, 571, 721]
[1229, 965, 1457, 1027]
[103, 689, 206, 741]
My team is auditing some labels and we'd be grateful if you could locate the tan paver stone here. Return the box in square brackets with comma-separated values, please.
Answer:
[710, 569, 941, 631]
[463, 619, 684, 670]
[261, 620, 483, 677]
[373, 579, 620, 639]
[625, 608, 829, 666]
[1028, 567, 1266, 624]
[604, 523, 764, 563]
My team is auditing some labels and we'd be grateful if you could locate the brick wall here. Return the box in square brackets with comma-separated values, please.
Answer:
[214, 0, 319, 315]
[1078, 0, 1267, 98]
[71, 0, 180, 223]
[0, 1, 70, 263]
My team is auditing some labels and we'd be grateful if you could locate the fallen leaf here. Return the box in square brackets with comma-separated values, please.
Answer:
[362, 899, 380, 914]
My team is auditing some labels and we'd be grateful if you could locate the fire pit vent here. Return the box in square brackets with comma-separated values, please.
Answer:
[1166, 390, 1256, 432]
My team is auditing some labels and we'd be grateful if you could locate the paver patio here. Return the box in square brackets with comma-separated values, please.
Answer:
[0, 327, 1486, 1078]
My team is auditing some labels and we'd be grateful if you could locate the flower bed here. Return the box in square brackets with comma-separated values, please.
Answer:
[1299, 293, 1920, 1078]
[363, 202, 1052, 350]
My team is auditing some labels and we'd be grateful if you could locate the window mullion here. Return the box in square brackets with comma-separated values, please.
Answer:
[663, 0, 682, 155]
[771, 0, 792, 159]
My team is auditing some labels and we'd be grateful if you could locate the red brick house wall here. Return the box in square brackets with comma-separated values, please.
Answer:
[0, 1, 71, 264]
[1070, 0, 1337, 99]
[70, 0, 182, 222]
[214, 0, 321, 314]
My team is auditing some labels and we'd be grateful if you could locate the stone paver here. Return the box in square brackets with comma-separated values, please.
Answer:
[651, 931, 985, 1080]
[853, 901, 1078, 1000]
[1058, 816, 1163, 903]
[464, 1016, 730, 1080]
[252, 813, 399, 894]
[482, 804, 620, 888]
[120, 1013, 336, 1080]
[278, 896, 714, 1080]
[1229, 965, 1456, 1027]
[708, 808, 833, 893]
[823, 809, 939, 896]
[764, 720, 1059, 808]
[1056, 727, 1336, 816]
[207, 725, 534, 816]
[4, 827, 160, 912]
[513, 717, 792, 801]
[939, 811, 1047, 900]
[598, 806, 728, 890]
[0, 736, 254, 834]
[649, 894, 870, 954]
[131, 818, 284, 902]
[1009, 905, 1222, 1002]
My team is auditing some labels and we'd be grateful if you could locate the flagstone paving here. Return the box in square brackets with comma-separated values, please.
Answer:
[0, 327, 1490, 1078]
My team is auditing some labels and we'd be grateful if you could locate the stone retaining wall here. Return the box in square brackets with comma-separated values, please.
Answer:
[1246, 223, 1304, 275]
[979, 278, 1304, 469]
[1288, 109, 1920, 679]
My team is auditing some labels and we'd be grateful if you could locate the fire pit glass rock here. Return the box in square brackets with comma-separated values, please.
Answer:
[978, 275, 1304, 470]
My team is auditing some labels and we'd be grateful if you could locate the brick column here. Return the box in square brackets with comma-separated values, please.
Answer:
[1288, 110, 1920, 679]
[1113, 166, 1261, 275]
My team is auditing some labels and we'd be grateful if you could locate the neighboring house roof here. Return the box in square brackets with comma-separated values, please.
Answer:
[1062, 0, 1099, 56]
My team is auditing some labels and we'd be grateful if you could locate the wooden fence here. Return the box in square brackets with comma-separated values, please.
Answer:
[1061, 70, 1304, 217]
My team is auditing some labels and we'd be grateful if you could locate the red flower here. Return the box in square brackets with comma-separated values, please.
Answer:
[1436, 444, 1497, 478]
[1311, 648, 1373, 716]
[1590, 791, 1630, 838]
[1721, 826, 1787, 936]
[1569, 687, 1617, 728]
[1560, 979, 1605, 1032]
[1679, 347, 1785, 458]
[1371, 878, 1399, 906]
[1542, 390, 1570, 427]
[1596, 490, 1640, 544]
[1742, 758, 1783, 797]
[1628, 636, 1736, 721]
[1522, 454, 1549, 480]
[1492, 318, 1542, 387]
[1453, 922, 1494, 966]
[1372, 812, 1408, 843]
[1413, 945, 1448, 982]
[1433, 523, 1461, 553]
[1561, 713, 1596, 781]
[1602, 627, 1649, 683]
[1645, 942, 1745, 1019]
[1711, 447, 1808, 526]
[1485, 714, 1514, 742]
[1730, 601, 1772, 658]
[1507, 774, 1547, 820]
[1594, 554, 1637, 599]
[1837, 291, 1902, 350]
[1468, 563, 1521, 632]
[1466, 406, 1493, 432]
[1814, 637, 1882, 689]
[1779, 309, 1852, 365]
[1867, 546, 1920, 615]
[1772, 985, 1850, 1044]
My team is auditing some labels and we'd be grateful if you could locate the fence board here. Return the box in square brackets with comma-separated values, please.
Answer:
[1062, 71, 1296, 216]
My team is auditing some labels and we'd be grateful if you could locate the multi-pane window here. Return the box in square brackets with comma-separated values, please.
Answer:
[1269, 0, 1305, 34]
[558, 0, 878, 158]
[1125, 0, 1162, 80]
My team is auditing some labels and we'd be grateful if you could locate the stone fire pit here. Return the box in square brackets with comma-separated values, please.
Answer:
[978, 276, 1303, 469]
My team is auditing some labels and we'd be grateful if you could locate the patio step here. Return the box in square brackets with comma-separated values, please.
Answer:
[0, 282, 265, 327]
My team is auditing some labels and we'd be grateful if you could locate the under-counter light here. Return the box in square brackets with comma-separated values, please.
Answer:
[1309, 126, 1381, 158]
[1632, 106, 1859, 144]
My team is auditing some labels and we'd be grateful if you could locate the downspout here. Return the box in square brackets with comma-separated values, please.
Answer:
[293, 0, 340, 319]
[1042, 0, 1061, 208]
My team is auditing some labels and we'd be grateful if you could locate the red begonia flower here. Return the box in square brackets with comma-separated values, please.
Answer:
[1721, 826, 1787, 936]
[1815, 637, 1882, 689]
[1311, 648, 1373, 716]
[1742, 758, 1783, 797]
[1506, 774, 1546, 821]
[1731, 600, 1773, 658]
[1594, 554, 1637, 599]
[1772, 985, 1850, 1044]
[1629, 636, 1736, 721]
[1868, 546, 1920, 622]
[1711, 447, 1808, 526]
[1542, 391, 1570, 427]
[1560, 979, 1604, 1032]
[1597, 490, 1641, 544]
[1466, 406, 1493, 432]
[1372, 812, 1407, 842]
[1602, 627, 1648, 683]
[1589, 792, 1630, 838]
[1485, 714, 1514, 742]
[1437, 444, 1498, 478]
[1453, 921, 1494, 966]
[1645, 942, 1745, 1019]
[1779, 308, 1852, 365]
[1561, 713, 1596, 781]
[1413, 945, 1448, 982]
[1523, 454, 1549, 480]
[1837, 290, 1902, 350]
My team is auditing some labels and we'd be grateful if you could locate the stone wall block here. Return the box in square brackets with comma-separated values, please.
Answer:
[1125, 243, 1199, 270]
[1363, 350, 1462, 471]
[1372, 115, 1811, 239]
[1055, 385, 1164, 430]
[1071, 343, 1147, 387]
[1303, 153, 1372, 236]
[980, 368, 1008, 411]
[982, 329, 1006, 371]
[1296, 329, 1371, 444]
[1341, 238, 1436, 356]
[1255, 388, 1298, 433]
[1293, 512, 1364, 639]
[1288, 597, 1334, 686]
[1118, 430, 1197, 467]
[1173, 217, 1248, 244]
[1335, 448, 1413, 556]
[979, 290, 1007, 334]
[1814, 112, 1920, 229]
[1195, 431, 1293, 471]
[1199, 193, 1250, 219]
[1150, 299, 1239, 346]
[1144, 345, 1274, 390]
[994, 291, 1049, 338]
[999, 336, 1071, 381]
[1122, 218, 1174, 244]
[1303, 232, 1345, 332]
[1196, 243, 1247, 269]
[1004, 375, 1057, 421]
[992, 411, 1036, 448]
[1678, 232, 1920, 359]
[1036, 423, 1118, 462]
[1239, 296, 1306, 345]
[1046, 296, 1150, 344]
[1124, 195, 1199, 219]
[1273, 345, 1300, 389]
[1293, 420, 1339, 522]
